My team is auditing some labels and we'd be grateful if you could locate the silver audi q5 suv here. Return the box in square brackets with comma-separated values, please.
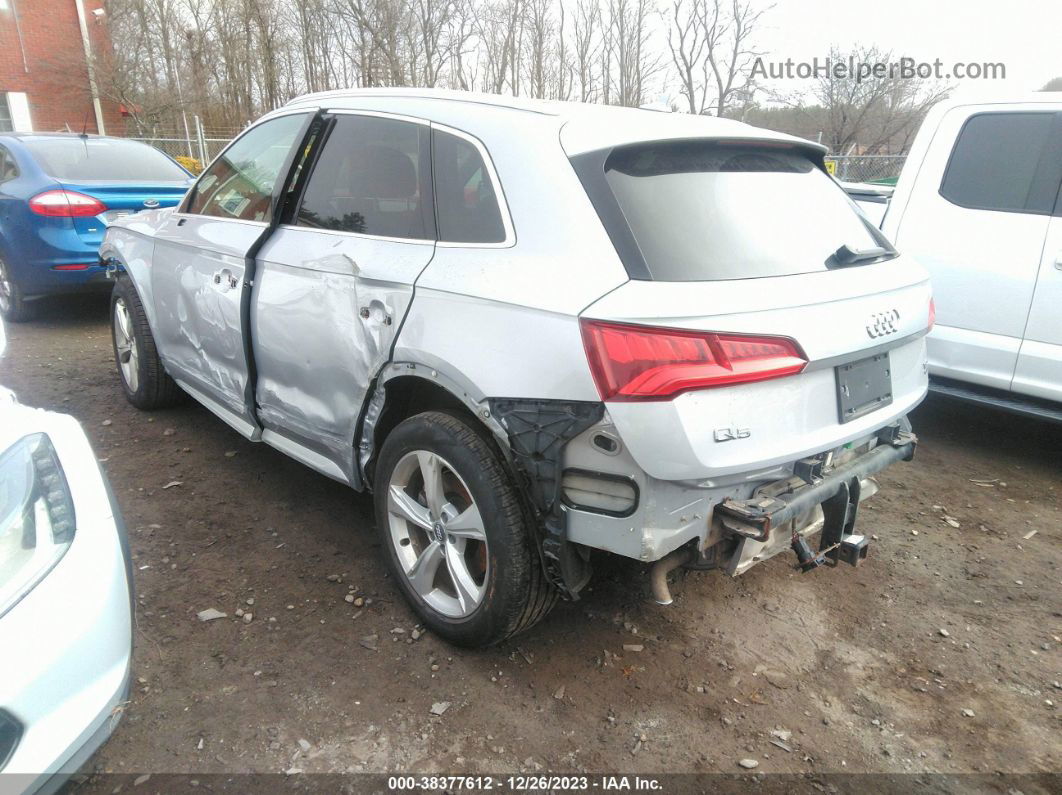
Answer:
[103, 89, 931, 646]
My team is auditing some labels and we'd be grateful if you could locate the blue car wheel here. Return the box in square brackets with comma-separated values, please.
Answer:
[0, 255, 35, 322]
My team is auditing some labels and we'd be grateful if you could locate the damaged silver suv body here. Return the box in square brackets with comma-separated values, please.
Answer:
[102, 89, 931, 646]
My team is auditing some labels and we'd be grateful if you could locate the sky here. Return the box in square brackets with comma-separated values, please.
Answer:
[741, 0, 1061, 101]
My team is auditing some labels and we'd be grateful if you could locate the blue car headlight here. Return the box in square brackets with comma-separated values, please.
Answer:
[0, 433, 76, 618]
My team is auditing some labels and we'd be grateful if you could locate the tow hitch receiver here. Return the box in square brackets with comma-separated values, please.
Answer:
[797, 475, 869, 571]
[839, 534, 869, 566]
[792, 528, 870, 572]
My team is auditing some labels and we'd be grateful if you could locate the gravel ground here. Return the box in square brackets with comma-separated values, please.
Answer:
[1, 296, 1060, 794]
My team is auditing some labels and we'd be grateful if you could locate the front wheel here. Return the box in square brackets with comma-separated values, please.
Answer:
[110, 278, 184, 409]
[0, 256, 36, 323]
[374, 411, 557, 647]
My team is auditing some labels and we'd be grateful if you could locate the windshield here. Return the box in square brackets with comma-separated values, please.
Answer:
[24, 138, 189, 182]
[602, 142, 886, 281]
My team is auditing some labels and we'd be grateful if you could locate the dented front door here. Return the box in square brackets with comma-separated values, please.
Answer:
[249, 111, 436, 484]
[149, 112, 312, 437]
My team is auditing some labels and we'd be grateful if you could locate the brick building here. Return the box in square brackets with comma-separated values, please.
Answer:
[0, 0, 123, 134]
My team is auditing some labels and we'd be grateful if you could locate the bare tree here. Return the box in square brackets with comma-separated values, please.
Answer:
[411, 0, 455, 87]
[664, 0, 765, 115]
[772, 45, 950, 154]
[703, 0, 766, 116]
[570, 0, 601, 101]
[602, 0, 660, 106]
[447, 0, 481, 90]
[102, 0, 759, 133]
[666, 0, 707, 113]
[524, 0, 554, 98]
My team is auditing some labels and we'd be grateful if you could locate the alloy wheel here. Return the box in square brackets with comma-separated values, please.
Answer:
[113, 297, 140, 393]
[385, 450, 489, 619]
[0, 259, 11, 314]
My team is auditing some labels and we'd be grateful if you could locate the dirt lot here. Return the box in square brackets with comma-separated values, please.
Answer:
[2, 296, 1060, 793]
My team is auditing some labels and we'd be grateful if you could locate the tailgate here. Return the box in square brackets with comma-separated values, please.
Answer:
[582, 256, 931, 480]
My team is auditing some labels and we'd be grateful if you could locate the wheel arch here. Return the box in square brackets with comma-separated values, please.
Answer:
[358, 362, 512, 492]
[358, 359, 605, 601]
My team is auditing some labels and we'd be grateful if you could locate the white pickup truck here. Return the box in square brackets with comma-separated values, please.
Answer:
[853, 94, 1062, 422]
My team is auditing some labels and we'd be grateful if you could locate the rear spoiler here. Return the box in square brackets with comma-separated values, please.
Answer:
[709, 136, 831, 174]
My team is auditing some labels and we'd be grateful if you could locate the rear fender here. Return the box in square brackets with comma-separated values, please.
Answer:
[358, 358, 509, 484]
[359, 358, 601, 598]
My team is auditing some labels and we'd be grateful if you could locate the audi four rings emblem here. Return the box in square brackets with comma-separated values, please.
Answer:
[866, 309, 901, 339]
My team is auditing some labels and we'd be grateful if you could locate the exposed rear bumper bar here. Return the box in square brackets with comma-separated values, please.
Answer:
[716, 428, 917, 543]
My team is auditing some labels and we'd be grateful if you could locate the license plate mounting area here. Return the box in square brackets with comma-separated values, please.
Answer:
[836, 352, 892, 424]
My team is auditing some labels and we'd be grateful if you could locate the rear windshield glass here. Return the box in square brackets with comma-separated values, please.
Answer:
[603, 142, 882, 281]
[23, 138, 189, 182]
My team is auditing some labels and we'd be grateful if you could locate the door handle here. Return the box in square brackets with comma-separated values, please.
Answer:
[214, 269, 238, 290]
[1055, 252, 1062, 271]
[359, 304, 392, 325]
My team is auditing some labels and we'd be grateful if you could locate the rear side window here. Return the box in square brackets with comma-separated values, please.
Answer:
[23, 138, 188, 182]
[940, 112, 1061, 214]
[597, 142, 881, 281]
[432, 130, 506, 244]
[186, 114, 307, 222]
[296, 115, 432, 241]
[0, 147, 18, 182]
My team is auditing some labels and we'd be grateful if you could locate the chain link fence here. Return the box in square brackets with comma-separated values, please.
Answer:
[825, 155, 907, 185]
[124, 136, 232, 173]
[118, 119, 241, 173]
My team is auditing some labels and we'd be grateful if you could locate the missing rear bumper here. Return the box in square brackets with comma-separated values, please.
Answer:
[716, 428, 915, 575]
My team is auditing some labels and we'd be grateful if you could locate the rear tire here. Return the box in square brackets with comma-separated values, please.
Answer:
[374, 410, 557, 647]
[110, 277, 184, 409]
[0, 256, 36, 323]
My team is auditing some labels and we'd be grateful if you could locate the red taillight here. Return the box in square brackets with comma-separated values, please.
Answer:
[29, 190, 106, 217]
[52, 264, 92, 271]
[928, 298, 936, 331]
[580, 319, 808, 402]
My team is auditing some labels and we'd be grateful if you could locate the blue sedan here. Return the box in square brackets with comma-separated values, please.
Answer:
[0, 134, 194, 321]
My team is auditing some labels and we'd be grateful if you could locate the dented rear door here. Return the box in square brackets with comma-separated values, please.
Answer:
[251, 112, 436, 484]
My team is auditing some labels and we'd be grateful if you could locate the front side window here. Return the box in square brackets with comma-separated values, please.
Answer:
[296, 115, 432, 240]
[186, 114, 307, 222]
[600, 142, 882, 281]
[432, 130, 506, 244]
[940, 112, 1060, 214]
